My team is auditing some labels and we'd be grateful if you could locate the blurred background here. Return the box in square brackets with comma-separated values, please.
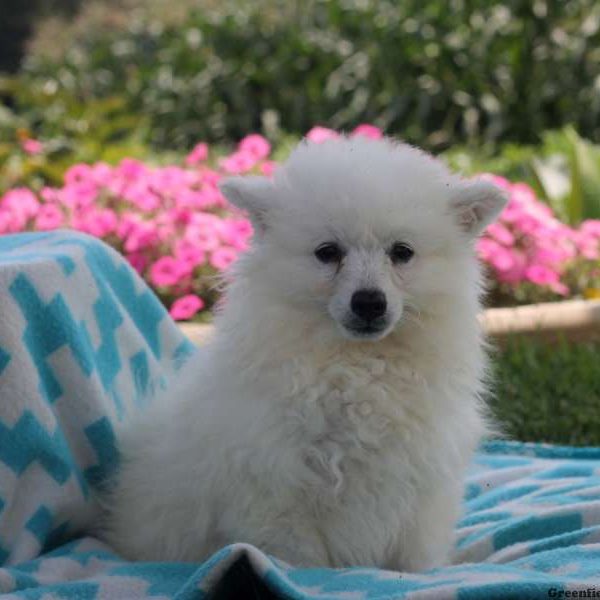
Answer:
[2, 1, 600, 167]
[1, 0, 599, 443]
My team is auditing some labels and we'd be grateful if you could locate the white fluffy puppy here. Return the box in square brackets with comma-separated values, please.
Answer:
[104, 136, 507, 571]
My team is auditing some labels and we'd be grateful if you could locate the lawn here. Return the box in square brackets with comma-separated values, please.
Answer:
[491, 337, 600, 446]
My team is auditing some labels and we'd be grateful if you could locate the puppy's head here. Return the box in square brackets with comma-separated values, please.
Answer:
[220, 137, 506, 342]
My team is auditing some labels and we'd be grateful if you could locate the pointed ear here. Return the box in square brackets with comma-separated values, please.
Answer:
[219, 176, 275, 234]
[449, 179, 508, 237]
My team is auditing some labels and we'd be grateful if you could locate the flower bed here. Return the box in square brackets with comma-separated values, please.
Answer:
[0, 125, 599, 321]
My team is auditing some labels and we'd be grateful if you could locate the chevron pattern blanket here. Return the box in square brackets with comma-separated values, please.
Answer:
[0, 231, 599, 599]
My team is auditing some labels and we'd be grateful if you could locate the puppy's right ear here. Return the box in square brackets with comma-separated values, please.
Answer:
[219, 176, 274, 235]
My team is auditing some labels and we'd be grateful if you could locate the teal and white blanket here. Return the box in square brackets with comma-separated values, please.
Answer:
[1, 231, 599, 599]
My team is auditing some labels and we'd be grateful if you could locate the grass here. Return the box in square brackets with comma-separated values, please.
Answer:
[490, 337, 600, 446]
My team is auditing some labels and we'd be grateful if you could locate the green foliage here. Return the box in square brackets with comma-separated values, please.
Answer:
[7, 0, 600, 152]
[0, 76, 181, 190]
[443, 126, 600, 225]
[531, 127, 600, 225]
[490, 337, 600, 445]
[442, 143, 539, 185]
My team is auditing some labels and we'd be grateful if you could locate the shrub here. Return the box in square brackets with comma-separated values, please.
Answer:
[478, 174, 600, 305]
[1, 125, 598, 318]
[8, 0, 600, 152]
[444, 127, 600, 225]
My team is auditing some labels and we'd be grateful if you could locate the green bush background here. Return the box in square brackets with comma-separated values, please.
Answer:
[6, 0, 600, 153]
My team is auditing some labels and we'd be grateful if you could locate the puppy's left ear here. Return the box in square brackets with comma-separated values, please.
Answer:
[219, 176, 275, 235]
[449, 180, 508, 237]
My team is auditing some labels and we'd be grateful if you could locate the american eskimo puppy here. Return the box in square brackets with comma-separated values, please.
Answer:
[104, 136, 506, 571]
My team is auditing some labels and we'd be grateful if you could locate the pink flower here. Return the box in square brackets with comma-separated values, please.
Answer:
[35, 204, 64, 231]
[40, 187, 59, 202]
[238, 135, 271, 160]
[0, 211, 16, 233]
[220, 152, 257, 175]
[488, 247, 516, 272]
[59, 182, 97, 209]
[65, 164, 94, 186]
[209, 247, 239, 271]
[21, 138, 43, 155]
[305, 126, 340, 144]
[126, 252, 149, 274]
[118, 158, 146, 181]
[169, 294, 205, 321]
[92, 162, 113, 186]
[497, 251, 527, 284]
[73, 208, 117, 237]
[124, 221, 160, 252]
[122, 180, 155, 209]
[485, 223, 514, 246]
[476, 238, 501, 261]
[174, 238, 205, 268]
[200, 169, 222, 186]
[185, 142, 209, 166]
[550, 281, 569, 296]
[351, 124, 383, 140]
[149, 256, 188, 287]
[525, 265, 560, 286]
[260, 161, 277, 177]
[581, 220, 600, 238]
[1, 188, 40, 229]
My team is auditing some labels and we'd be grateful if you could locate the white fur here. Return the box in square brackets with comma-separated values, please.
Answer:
[103, 136, 507, 570]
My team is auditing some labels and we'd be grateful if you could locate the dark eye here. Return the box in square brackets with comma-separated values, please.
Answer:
[314, 242, 344, 264]
[389, 242, 414, 264]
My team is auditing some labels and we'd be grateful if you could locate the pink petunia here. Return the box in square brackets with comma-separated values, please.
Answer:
[476, 238, 501, 261]
[218, 219, 253, 251]
[185, 142, 209, 166]
[21, 138, 44, 155]
[174, 238, 205, 268]
[118, 158, 147, 181]
[525, 265, 560, 286]
[581, 220, 600, 238]
[58, 182, 98, 209]
[488, 247, 516, 272]
[305, 126, 340, 144]
[34, 204, 64, 231]
[124, 221, 160, 253]
[485, 223, 514, 246]
[0, 210, 16, 234]
[238, 134, 271, 160]
[220, 152, 257, 175]
[260, 161, 277, 177]
[169, 294, 205, 321]
[92, 162, 114, 187]
[65, 164, 94, 186]
[496, 250, 527, 284]
[73, 208, 117, 237]
[209, 246, 239, 271]
[126, 252, 149, 274]
[1, 188, 40, 229]
[351, 124, 383, 140]
[200, 169, 222, 186]
[40, 187, 59, 203]
[149, 256, 189, 287]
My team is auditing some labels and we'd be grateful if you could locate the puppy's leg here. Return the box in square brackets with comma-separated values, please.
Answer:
[249, 521, 330, 567]
[390, 485, 461, 572]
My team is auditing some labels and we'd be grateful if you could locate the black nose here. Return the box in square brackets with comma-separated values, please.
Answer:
[351, 289, 387, 321]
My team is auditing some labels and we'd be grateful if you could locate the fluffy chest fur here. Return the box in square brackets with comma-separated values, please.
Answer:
[204, 336, 485, 567]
